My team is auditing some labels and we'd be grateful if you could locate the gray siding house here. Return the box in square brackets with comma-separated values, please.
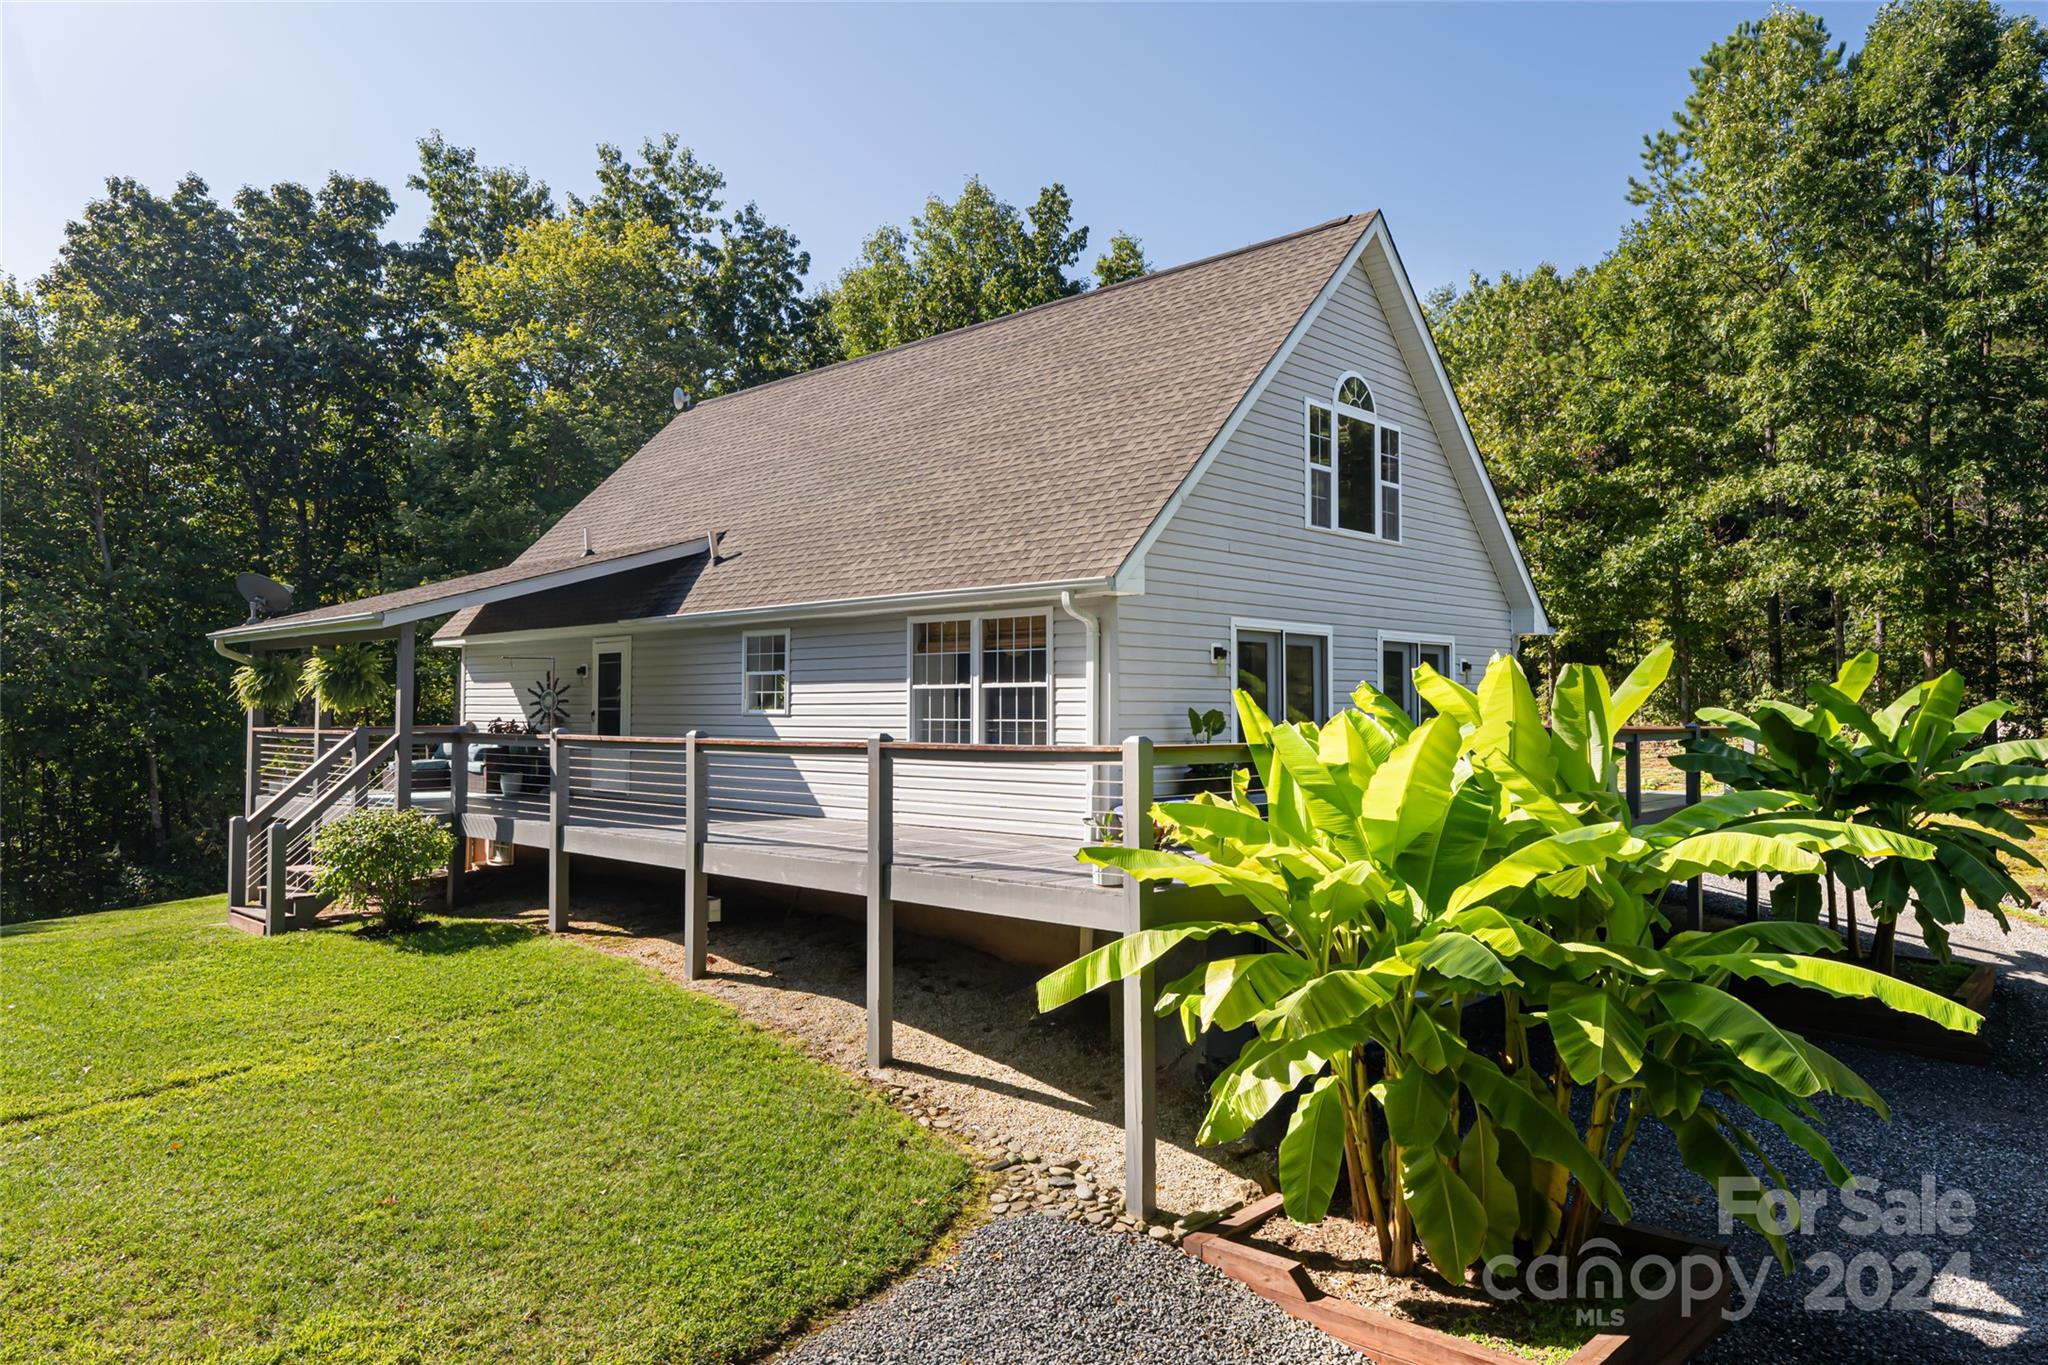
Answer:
[434, 212, 1544, 832]
[210, 212, 1547, 1215]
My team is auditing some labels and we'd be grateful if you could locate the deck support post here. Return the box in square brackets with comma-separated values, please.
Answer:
[264, 821, 289, 934]
[547, 729, 570, 932]
[243, 708, 263, 817]
[1682, 722, 1704, 930]
[1119, 735, 1157, 1220]
[865, 736, 895, 1069]
[683, 732, 709, 979]
[394, 624, 416, 810]
[446, 725, 468, 909]
[227, 815, 249, 908]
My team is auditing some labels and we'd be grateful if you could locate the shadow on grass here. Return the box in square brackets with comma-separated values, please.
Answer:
[358, 917, 537, 956]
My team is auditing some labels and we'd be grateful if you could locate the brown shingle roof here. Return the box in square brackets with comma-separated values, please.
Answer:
[440, 213, 1375, 640]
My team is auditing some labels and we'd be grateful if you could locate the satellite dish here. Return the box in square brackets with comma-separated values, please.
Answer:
[672, 386, 693, 413]
[236, 571, 294, 622]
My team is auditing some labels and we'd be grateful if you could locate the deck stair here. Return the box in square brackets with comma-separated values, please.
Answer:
[226, 729, 419, 934]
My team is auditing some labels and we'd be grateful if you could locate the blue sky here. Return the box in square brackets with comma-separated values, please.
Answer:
[3, 3, 2022, 297]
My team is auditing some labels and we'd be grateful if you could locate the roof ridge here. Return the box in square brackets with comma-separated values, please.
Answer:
[671, 211, 1376, 418]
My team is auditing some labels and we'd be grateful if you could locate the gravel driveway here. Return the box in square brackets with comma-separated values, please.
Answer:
[775, 1216, 1361, 1365]
[1619, 889, 2048, 1362]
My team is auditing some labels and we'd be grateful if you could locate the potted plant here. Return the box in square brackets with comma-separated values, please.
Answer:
[1084, 806, 1123, 885]
[482, 717, 539, 795]
[1038, 647, 1973, 1362]
[298, 643, 392, 724]
[228, 650, 302, 716]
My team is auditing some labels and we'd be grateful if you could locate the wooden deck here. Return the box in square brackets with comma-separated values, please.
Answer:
[455, 789, 1126, 931]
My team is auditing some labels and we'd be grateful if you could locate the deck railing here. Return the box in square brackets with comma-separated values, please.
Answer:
[239, 721, 1740, 932]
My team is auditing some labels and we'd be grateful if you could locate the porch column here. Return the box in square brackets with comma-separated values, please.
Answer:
[394, 623, 416, 810]
[1120, 736, 1157, 1219]
[446, 723, 468, 909]
[547, 728, 570, 931]
[243, 707, 263, 817]
[682, 731, 709, 978]
[865, 736, 894, 1069]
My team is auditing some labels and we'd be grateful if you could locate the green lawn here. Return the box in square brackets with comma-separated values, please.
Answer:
[1, 897, 972, 1363]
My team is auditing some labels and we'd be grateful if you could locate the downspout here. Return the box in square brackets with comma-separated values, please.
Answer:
[1058, 591, 1104, 746]
[1060, 589, 1111, 924]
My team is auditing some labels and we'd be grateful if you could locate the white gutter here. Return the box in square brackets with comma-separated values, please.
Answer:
[1058, 591, 1105, 746]
[212, 636, 255, 665]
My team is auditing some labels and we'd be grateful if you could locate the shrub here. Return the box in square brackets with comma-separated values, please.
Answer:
[310, 808, 452, 932]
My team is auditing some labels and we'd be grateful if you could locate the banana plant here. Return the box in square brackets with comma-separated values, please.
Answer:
[1676, 652, 2048, 973]
[1037, 648, 1977, 1285]
[1427, 647, 1958, 1263]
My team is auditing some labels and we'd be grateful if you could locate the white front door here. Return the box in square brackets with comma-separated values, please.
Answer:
[590, 637, 632, 791]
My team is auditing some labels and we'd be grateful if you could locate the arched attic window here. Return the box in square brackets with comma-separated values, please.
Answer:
[1304, 374, 1402, 540]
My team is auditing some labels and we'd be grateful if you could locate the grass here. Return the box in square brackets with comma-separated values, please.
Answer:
[1, 896, 972, 1363]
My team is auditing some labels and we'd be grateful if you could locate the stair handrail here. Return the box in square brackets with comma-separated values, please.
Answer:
[281, 733, 403, 838]
[249, 728, 365, 825]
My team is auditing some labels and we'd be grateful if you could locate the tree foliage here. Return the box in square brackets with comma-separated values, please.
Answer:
[4, 136, 1145, 916]
[1432, 0, 2048, 725]
[1093, 231, 1150, 288]
[825, 177, 1092, 358]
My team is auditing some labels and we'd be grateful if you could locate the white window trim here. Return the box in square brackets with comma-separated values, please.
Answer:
[1228, 618, 1336, 740]
[1304, 375, 1403, 545]
[904, 610, 1056, 745]
[1376, 632, 1459, 713]
[589, 639, 632, 733]
[739, 628, 791, 716]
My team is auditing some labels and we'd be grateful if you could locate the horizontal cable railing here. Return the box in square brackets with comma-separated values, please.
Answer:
[235, 721, 1746, 922]
[704, 743, 866, 826]
[564, 739, 691, 833]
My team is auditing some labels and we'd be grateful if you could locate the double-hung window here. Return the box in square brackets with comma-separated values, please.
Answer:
[910, 620, 974, 742]
[1306, 374, 1402, 541]
[740, 630, 790, 714]
[909, 614, 1051, 744]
